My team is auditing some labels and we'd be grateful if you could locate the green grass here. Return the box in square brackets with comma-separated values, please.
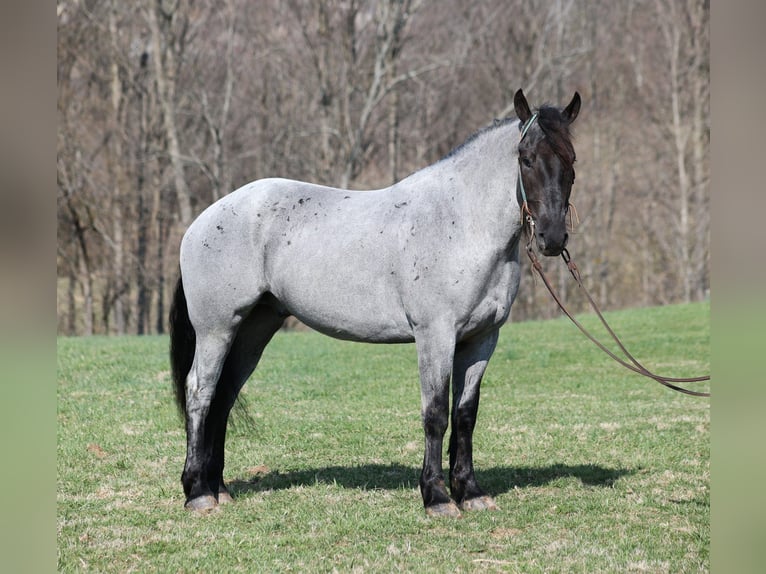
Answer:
[57, 302, 709, 573]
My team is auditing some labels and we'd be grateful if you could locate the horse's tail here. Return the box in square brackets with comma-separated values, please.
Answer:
[169, 274, 195, 420]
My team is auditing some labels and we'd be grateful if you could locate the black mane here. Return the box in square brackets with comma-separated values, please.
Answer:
[441, 108, 574, 165]
[440, 116, 518, 162]
[535, 105, 576, 165]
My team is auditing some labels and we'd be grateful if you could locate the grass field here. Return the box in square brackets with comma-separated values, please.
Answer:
[57, 302, 709, 573]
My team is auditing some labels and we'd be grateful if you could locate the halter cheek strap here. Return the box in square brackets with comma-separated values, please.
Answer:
[520, 112, 538, 141]
[518, 113, 538, 220]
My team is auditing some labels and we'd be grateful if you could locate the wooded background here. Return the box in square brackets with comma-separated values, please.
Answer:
[57, 0, 709, 336]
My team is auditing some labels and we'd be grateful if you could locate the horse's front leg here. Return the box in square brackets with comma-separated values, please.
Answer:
[449, 329, 500, 511]
[415, 326, 460, 518]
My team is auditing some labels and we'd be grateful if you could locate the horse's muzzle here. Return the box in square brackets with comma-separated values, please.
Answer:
[537, 230, 569, 257]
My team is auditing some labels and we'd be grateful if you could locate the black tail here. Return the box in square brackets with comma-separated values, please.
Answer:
[169, 275, 195, 420]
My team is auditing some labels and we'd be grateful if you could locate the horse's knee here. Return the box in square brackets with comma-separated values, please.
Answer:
[453, 402, 478, 431]
[185, 337, 233, 411]
[422, 400, 449, 436]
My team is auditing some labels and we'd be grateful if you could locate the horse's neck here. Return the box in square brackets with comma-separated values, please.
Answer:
[427, 124, 524, 243]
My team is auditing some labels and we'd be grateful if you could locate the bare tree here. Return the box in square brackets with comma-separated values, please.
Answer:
[632, 0, 710, 303]
[145, 0, 194, 226]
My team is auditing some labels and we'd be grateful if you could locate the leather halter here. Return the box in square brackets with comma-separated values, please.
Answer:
[517, 113, 538, 223]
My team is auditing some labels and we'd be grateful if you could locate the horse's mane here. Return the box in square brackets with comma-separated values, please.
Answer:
[440, 116, 518, 162]
[441, 106, 575, 166]
[535, 105, 576, 165]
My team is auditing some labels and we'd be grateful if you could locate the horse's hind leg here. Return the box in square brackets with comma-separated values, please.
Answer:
[204, 304, 285, 504]
[181, 327, 238, 511]
[448, 329, 500, 511]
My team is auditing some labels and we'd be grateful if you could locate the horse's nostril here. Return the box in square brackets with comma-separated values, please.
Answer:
[563, 232, 569, 247]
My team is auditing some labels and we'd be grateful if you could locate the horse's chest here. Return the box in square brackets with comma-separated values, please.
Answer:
[459, 260, 521, 336]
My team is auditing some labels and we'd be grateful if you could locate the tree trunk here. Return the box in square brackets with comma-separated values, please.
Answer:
[136, 59, 150, 335]
[155, 213, 168, 335]
[79, 248, 94, 337]
[108, 1, 127, 334]
[146, 0, 193, 226]
[690, 0, 709, 301]
[67, 256, 78, 335]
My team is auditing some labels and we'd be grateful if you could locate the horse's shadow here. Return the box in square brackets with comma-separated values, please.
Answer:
[228, 463, 632, 498]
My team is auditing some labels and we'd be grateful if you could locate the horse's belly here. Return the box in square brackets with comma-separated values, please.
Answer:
[270, 263, 413, 343]
[294, 310, 414, 344]
[285, 294, 414, 343]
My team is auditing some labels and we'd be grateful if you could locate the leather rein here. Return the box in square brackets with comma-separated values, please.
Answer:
[517, 115, 710, 398]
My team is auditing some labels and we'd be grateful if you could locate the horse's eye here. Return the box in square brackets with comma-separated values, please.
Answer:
[521, 157, 533, 169]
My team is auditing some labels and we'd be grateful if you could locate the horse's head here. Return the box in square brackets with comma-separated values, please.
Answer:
[514, 89, 580, 256]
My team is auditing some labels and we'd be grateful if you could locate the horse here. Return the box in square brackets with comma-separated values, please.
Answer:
[169, 89, 581, 518]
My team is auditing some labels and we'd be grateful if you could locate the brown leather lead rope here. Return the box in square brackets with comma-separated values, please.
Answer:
[524, 239, 711, 398]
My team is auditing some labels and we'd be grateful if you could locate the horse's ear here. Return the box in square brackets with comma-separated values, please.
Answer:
[563, 92, 581, 124]
[514, 89, 532, 124]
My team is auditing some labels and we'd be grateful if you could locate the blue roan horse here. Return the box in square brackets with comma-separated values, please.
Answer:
[170, 89, 581, 517]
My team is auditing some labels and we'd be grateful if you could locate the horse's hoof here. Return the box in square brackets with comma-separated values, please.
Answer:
[459, 495, 499, 512]
[425, 501, 462, 518]
[217, 490, 234, 504]
[184, 494, 218, 512]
